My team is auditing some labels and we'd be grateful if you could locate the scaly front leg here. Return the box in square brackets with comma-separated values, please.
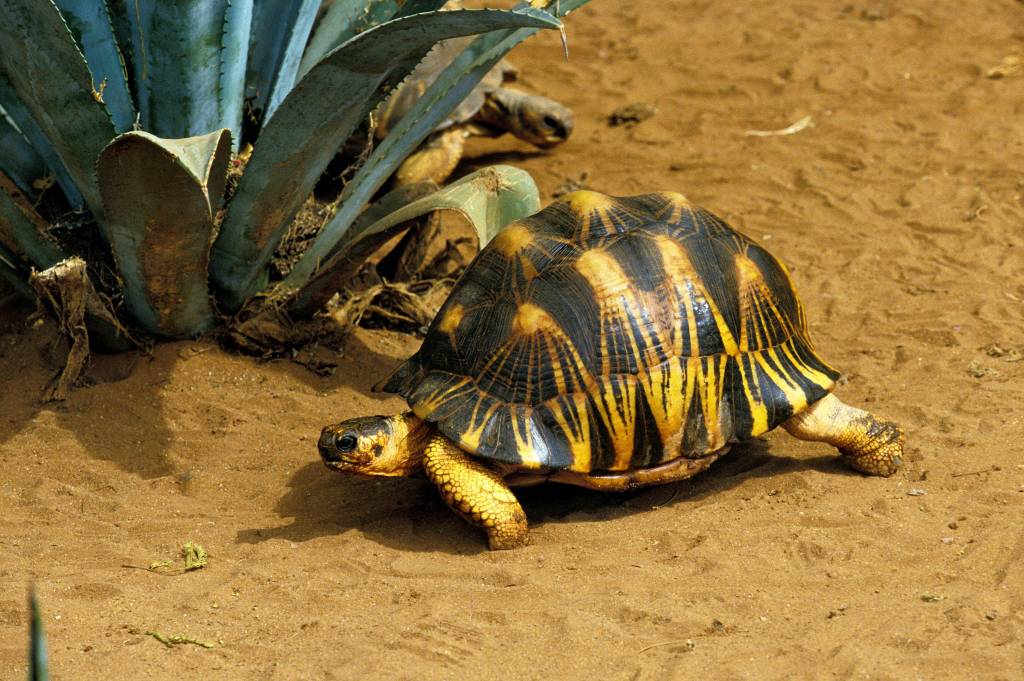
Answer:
[783, 393, 904, 476]
[422, 434, 529, 550]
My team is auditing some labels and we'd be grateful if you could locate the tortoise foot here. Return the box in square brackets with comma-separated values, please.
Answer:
[784, 393, 904, 478]
[838, 417, 904, 477]
[486, 511, 529, 550]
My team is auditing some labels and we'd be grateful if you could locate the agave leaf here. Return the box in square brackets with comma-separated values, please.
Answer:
[28, 586, 48, 681]
[127, 0, 252, 145]
[298, 0, 445, 80]
[337, 180, 440, 253]
[247, 0, 321, 123]
[97, 129, 231, 337]
[211, 6, 561, 312]
[0, 80, 85, 210]
[0, 115, 46, 197]
[53, 0, 135, 133]
[289, 165, 538, 316]
[341, 165, 538, 255]
[0, 242, 35, 300]
[0, 183, 64, 268]
[104, 0, 131, 51]
[281, 3, 582, 296]
[220, 0, 254, 151]
[0, 0, 115, 219]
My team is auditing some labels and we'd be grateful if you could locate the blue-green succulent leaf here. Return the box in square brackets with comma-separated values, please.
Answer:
[247, 0, 320, 122]
[211, 6, 561, 312]
[0, 79, 85, 209]
[0, 243, 35, 301]
[220, 0, 254, 151]
[105, 0, 131, 52]
[127, 0, 252, 144]
[298, 0, 445, 80]
[282, 3, 582, 296]
[53, 0, 135, 133]
[97, 129, 232, 337]
[0, 179, 65, 269]
[0, 114, 47, 197]
[290, 165, 539, 316]
[0, 0, 115, 219]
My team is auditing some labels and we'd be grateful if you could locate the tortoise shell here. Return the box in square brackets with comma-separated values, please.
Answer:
[380, 191, 840, 473]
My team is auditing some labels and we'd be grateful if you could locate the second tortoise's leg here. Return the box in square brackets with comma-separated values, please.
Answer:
[783, 393, 904, 476]
[394, 128, 467, 186]
[422, 433, 529, 550]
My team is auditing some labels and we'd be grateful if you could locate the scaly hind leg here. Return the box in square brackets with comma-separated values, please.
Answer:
[783, 393, 904, 476]
[422, 434, 529, 550]
[394, 128, 467, 186]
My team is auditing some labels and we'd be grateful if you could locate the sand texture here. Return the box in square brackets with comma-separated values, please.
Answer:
[2, 1, 1023, 679]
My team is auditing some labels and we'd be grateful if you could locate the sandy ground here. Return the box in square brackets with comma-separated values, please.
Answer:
[2, 1, 1024, 679]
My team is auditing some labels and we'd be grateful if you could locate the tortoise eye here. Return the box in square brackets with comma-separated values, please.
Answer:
[337, 434, 358, 453]
[541, 115, 567, 139]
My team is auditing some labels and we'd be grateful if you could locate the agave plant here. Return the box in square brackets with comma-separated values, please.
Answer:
[0, 0, 590, 368]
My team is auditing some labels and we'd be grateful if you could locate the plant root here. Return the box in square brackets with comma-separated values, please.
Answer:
[29, 257, 127, 401]
[353, 278, 454, 334]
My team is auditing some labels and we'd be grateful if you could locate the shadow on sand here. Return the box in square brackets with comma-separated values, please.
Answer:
[236, 437, 862, 556]
[0, 302, 402, 480]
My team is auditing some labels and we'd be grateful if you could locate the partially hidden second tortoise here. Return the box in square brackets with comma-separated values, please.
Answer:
[319, 191, 904, 550]
[378, 34, 574, 187]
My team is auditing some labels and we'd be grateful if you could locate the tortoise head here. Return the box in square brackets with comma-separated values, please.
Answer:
[483, 88, 574, 148]
[318, 413, 432, 477]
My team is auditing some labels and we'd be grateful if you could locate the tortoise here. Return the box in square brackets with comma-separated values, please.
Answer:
[378, 33, 574, 186]
[318, 191, 904, 550]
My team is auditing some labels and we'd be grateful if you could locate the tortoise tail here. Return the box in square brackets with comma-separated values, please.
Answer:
[374, 355, 426, 395]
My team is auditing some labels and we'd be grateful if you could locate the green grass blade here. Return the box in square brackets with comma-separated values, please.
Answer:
[211, 6, 561, 312]
[297, 0, 445, 80]
[97, 129, 231, 337]
[127, 0, 251, 142]
[247, 0, 320, 122]
[28, 586, 48, 681]
[53, 0, 136, 133]
[290, 165, 538, 316]
[0, 0, 116, 219]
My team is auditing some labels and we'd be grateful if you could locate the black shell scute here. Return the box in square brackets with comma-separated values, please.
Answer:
[381, 191, 839, 473]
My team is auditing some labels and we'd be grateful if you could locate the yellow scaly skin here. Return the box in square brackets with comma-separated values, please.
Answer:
[783, 393, 904, 476]
[422, 434, 529, 550]
[318, 413, 529, 550]
[318, 395, 903, 550]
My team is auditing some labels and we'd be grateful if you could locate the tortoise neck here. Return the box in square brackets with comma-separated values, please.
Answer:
[392, 412, 435, 459]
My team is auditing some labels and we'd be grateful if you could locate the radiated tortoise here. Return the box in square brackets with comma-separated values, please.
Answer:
[318, 191, 904, 550]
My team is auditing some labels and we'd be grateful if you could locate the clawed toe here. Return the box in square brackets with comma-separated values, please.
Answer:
[840, 421, 904, 477]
